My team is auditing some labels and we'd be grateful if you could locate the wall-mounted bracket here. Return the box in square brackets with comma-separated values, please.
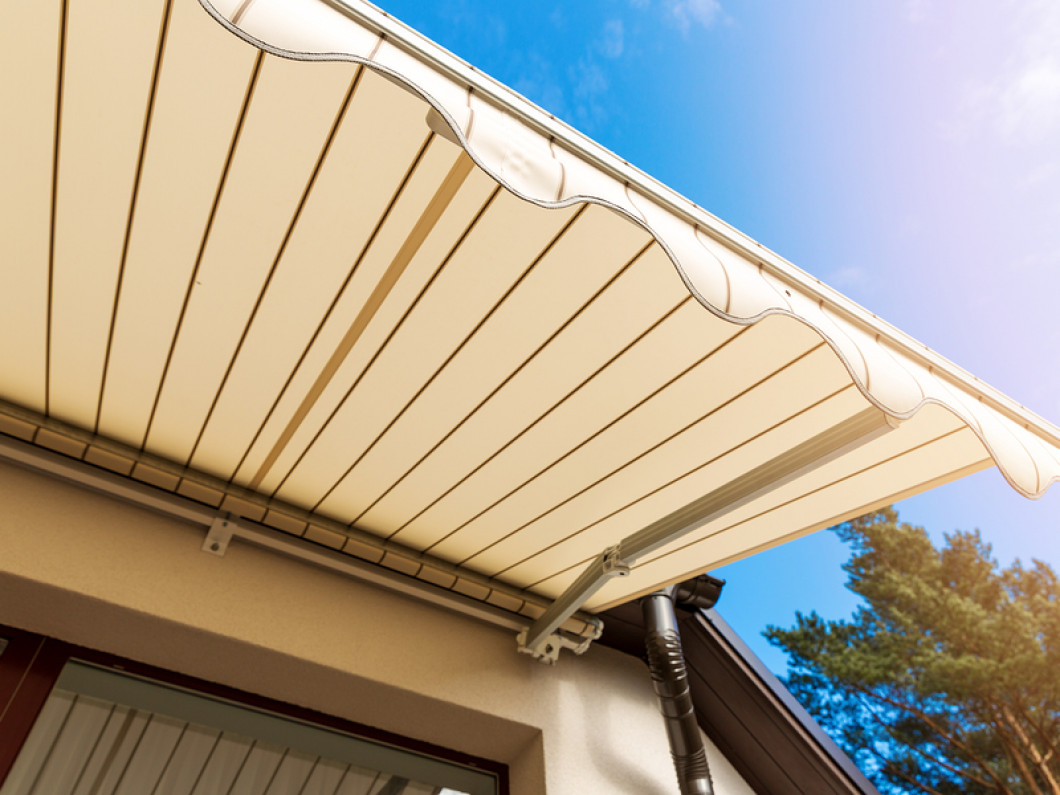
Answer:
[202, 514, 235, 556]
[516, 624, 599, 665]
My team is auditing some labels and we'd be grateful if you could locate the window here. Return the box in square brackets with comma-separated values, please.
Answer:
[0, 629, 504, 795]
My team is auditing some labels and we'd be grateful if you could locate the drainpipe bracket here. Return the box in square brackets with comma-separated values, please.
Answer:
[202, 514, 235, 556]
[516, 627, 596, 664]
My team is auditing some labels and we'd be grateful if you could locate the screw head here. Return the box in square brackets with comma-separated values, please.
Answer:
[210, 542, 221, 552]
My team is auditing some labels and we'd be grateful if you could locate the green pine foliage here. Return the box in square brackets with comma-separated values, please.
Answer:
[765, 508, 1060, 794]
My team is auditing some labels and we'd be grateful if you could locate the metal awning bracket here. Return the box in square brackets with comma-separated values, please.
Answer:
[202, 514, 235, 556]
[516, 546, 619, 663]
[516, 626, 597, 665]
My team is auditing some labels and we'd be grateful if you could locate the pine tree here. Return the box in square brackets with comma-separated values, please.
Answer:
[766, 508, 1060, 794]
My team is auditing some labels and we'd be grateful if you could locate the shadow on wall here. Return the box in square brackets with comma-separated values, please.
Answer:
[570, 654, 672, 795]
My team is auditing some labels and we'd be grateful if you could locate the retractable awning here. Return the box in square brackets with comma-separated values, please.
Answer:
[1, 0, 1057, 630]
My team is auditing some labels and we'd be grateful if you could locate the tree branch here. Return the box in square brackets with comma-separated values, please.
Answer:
[848, 683, 1012, 793]
[999, 706, 1060, 795]
[859, 730, 947, 795]
[848, 688, 1003, 792]
[992, 715, 1045, 795]
[1011, 701, 1060, 774]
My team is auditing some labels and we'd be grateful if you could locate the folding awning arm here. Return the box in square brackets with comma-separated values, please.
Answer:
[517, 407, 897, 662]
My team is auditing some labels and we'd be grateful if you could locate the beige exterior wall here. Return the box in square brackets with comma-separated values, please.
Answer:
[0, 459, 753, 794]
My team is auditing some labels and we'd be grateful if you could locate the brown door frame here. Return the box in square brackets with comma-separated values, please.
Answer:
[0, 628, 72, 784]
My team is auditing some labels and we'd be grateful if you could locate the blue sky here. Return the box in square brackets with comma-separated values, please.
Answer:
[371, 0, 1060, 673]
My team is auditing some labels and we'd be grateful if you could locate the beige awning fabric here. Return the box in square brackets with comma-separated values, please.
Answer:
[1, 0, 1057, 615]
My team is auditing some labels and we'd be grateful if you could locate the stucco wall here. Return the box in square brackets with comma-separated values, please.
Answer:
[0, 458, 753, 794]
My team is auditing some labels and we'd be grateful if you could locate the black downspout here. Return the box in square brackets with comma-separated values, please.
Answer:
[642, 574, 725, 795]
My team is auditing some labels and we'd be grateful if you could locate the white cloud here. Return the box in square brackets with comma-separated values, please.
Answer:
[511, 50, 568, 119]
[952, 1, 1060, 146]
[903, 0, 929, 25]
[629, 0, 725, 33]
[567, 57, 611, 132]
[666, 0, 723, 32]
[599, 19, 625, 59]
[996, 60, 1060, 144]
[826, 265, 871, 292]
[571, 58, 609, 99]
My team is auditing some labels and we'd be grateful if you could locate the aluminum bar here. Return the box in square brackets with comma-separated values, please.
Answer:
[519, 407, 895, 659]
[0, 434, 530, 636]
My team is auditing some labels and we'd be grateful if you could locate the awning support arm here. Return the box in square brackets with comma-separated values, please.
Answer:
[517, 407, 896, 662]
